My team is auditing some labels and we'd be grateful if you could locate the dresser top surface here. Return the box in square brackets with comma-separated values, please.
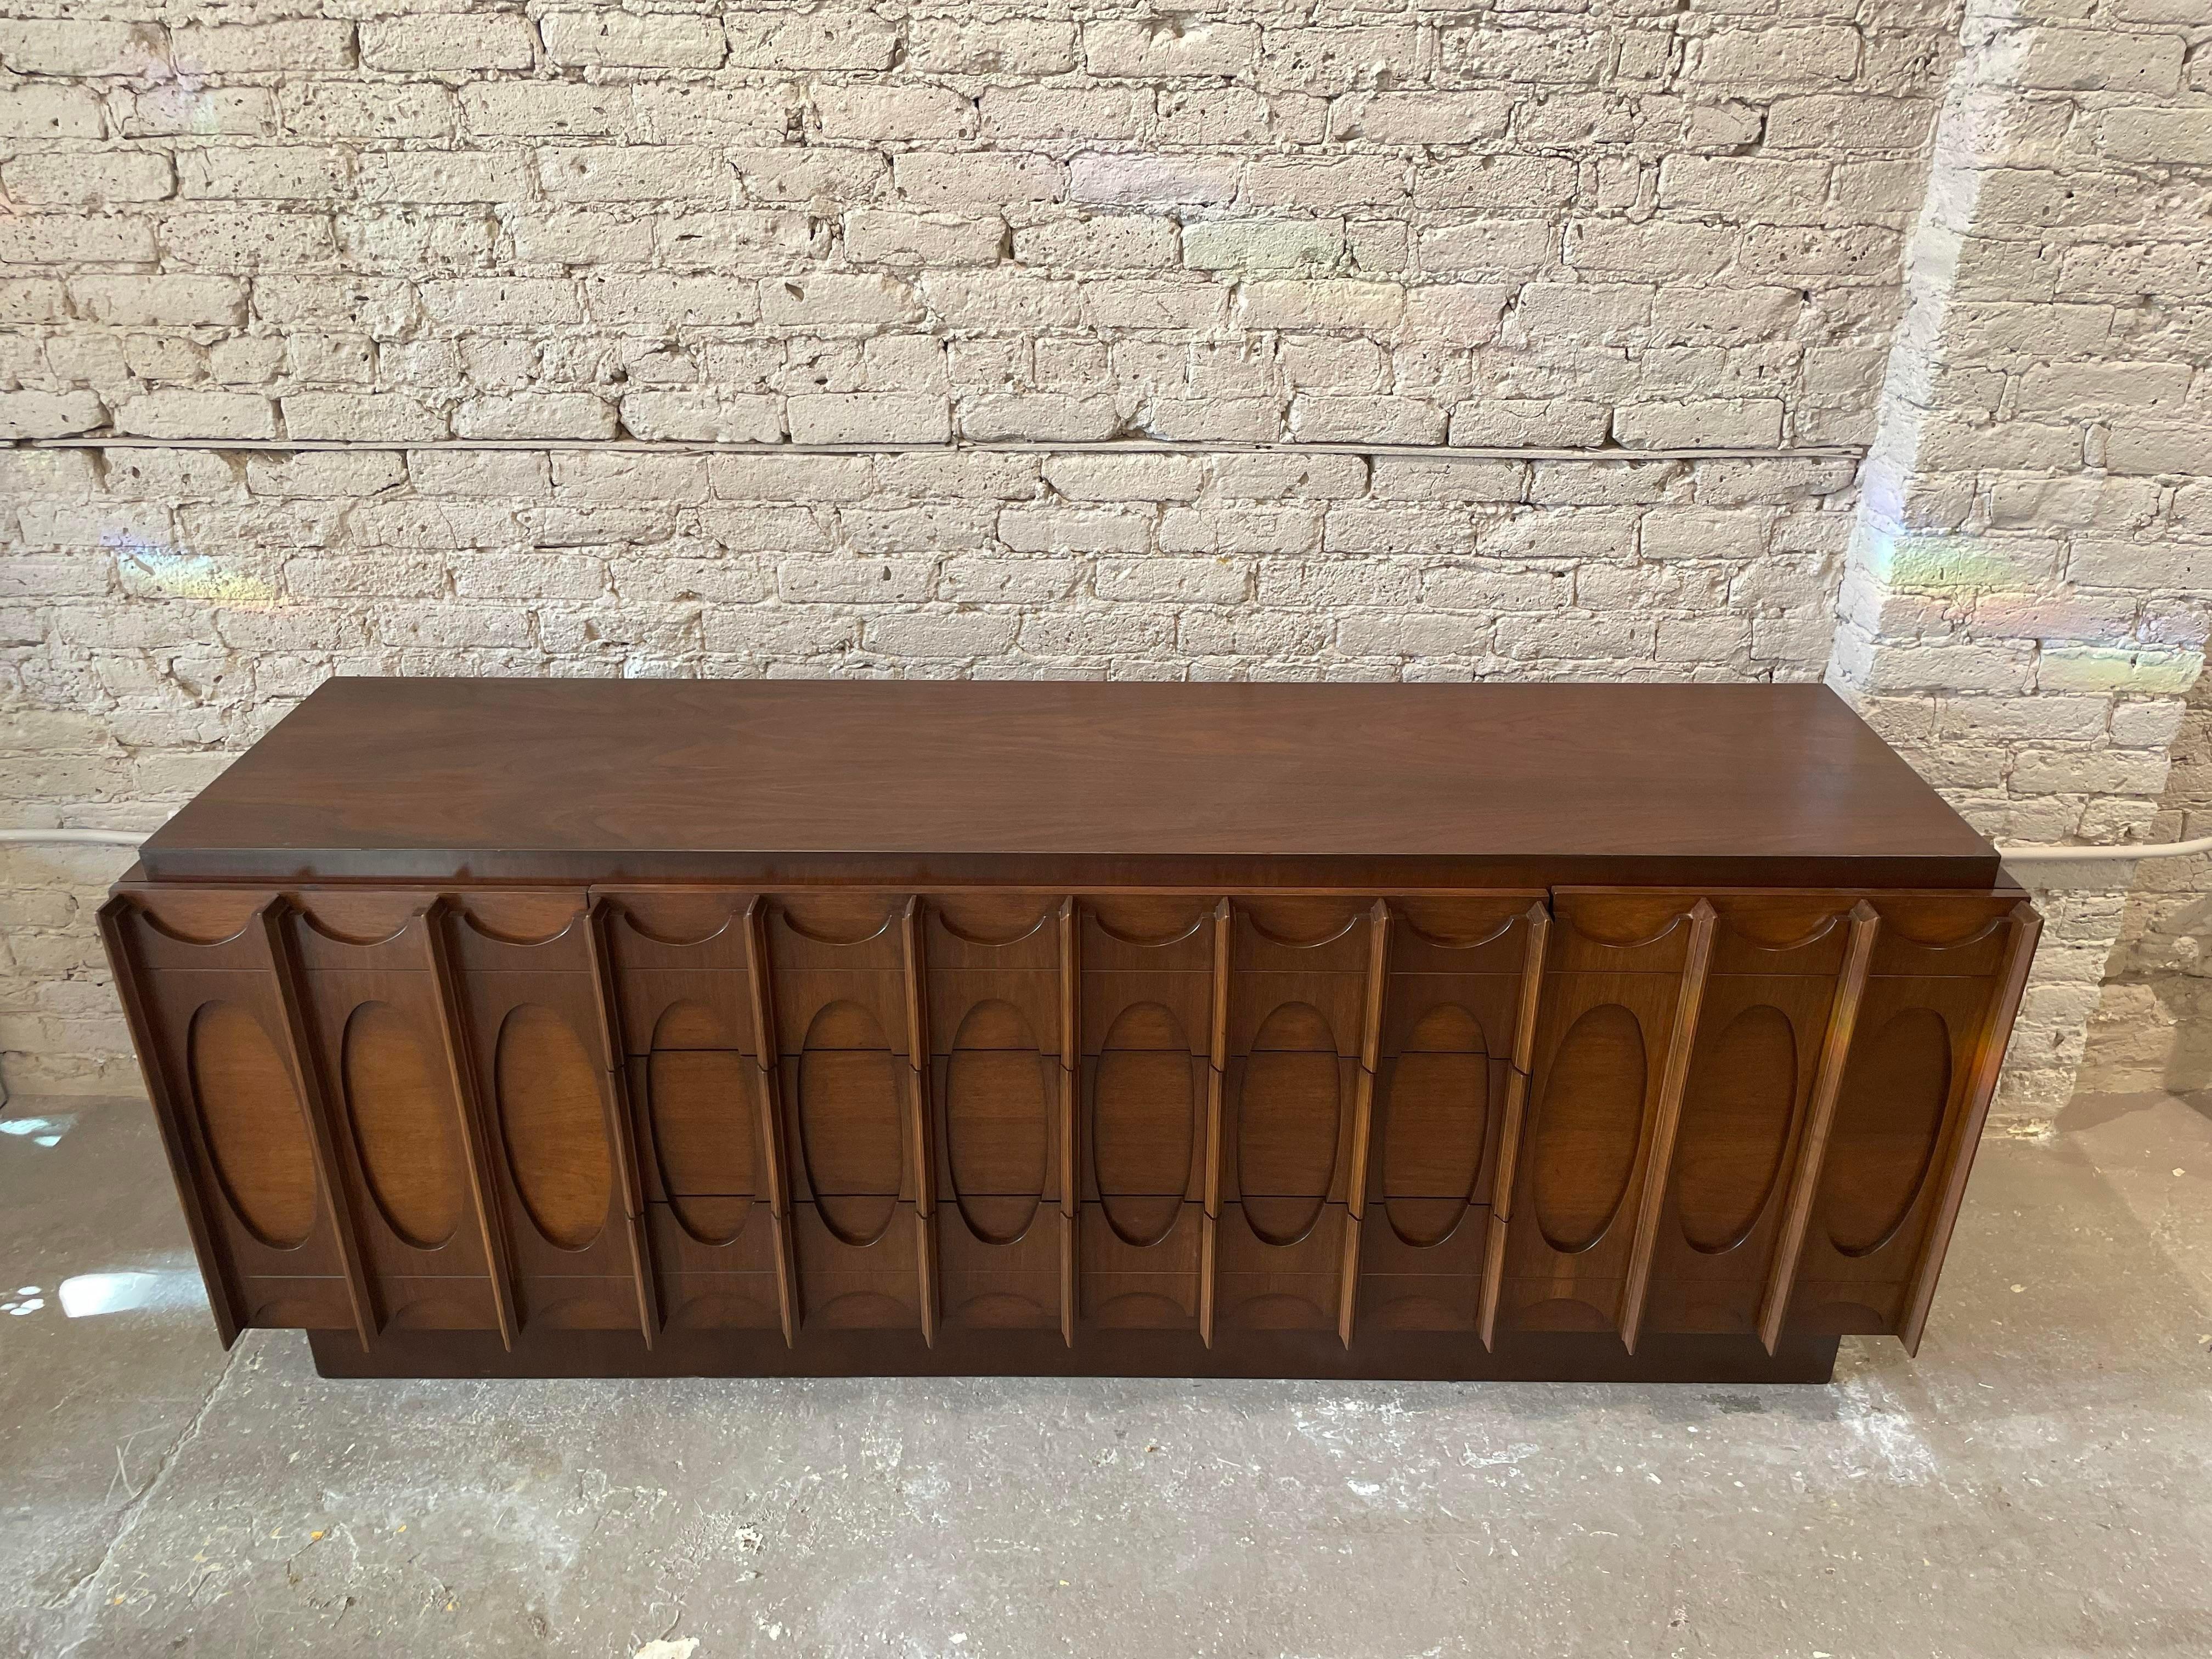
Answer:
[137, 677, 1998, 887]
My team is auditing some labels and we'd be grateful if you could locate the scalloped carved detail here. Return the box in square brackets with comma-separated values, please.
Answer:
[797, 999, 902, 1247]
[1531, 1003, 1646, 1254]
[1094, 1001, 1194, 1248]
[946, 999, 1049, 1245]
[647, 1000, 755, 1246]
[189, 1000, 317, 1249]
[1382, 1003, 1489, 1248]
[342, 1001, 462, 1250]
[495, 1004, 610, 1250]
[1238, 1002, 1340, 1247]
[1827, 1007, 1951, 1258]
[1675, 1004, 1796, 1255]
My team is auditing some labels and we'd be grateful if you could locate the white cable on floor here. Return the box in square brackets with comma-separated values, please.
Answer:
[0, 828, 150, 845]
[1995, 833, 2212, 863]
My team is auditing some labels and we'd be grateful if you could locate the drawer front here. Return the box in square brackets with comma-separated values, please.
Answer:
[106, 882, 2033, 1369]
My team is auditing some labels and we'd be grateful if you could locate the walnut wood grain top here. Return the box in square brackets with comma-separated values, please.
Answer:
[138, 678, 2000, 889]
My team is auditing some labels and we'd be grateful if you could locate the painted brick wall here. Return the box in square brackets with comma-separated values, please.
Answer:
[0, 0, 2205, 1113]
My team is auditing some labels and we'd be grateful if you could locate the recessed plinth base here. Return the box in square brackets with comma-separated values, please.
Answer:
[308, 1327, 1841, 1385]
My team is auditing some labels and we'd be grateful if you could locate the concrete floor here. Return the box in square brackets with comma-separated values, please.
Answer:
[2, 1093, 2208, 1659]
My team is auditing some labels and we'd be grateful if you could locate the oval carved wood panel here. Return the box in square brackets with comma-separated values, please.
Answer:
[647, 1000, 755, 1246]
[797, 999, 903, 1248]
[945, 998, 1048, 1246]
[1674, 1003, 1797, 1256]
[1094, 1001, 1195, 1248]
[1237, 1002, 1340, 1246]
[495, 1003, 611, 1250]
[188, 1000, 317, 1250]
[1531, 1002, 1647, 1255]
[1381, 1003, 1489, 1249]
[341, 1000, 462, 1250]
[1826, 1006, 1952, 1258]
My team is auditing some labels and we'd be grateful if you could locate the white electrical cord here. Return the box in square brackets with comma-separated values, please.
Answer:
[1993, 833, 2212, 864]
[3, 825, 2209, 861]
[0, 828, 150, 846]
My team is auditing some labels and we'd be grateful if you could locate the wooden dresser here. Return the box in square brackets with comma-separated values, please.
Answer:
[102, 679, 2037, 1384]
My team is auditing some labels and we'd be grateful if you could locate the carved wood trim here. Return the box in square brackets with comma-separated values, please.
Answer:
[1757, 899, 1880, 1354]
[255, 899, 379, 1352]
[584, 899, 659, 1350]
[1620, 898, 1718, 1355]
[420, 898, 518, 1351]
[97, 898, 245, 1349]
[1057, 897, 1079, 1348]
[1898, 900, 2043, 1355]
[742, 898, 799, 1346]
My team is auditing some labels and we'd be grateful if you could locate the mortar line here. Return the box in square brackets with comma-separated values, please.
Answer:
[14, 435, 1866, 463]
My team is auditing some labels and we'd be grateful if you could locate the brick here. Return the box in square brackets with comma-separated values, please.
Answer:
[1, 19, 167, 75]
[421, 277, 582, 325]
[848, 210, 1007, 268]
[540, 12, 725, 67]
[178, 147, 351, 201]
[1417, 156, 1577, 210]
[724, 10, 896, 70]
[620, 391, 782, 443]
[1087, 19, 1255, 77]
[1014, 215, 1177, 270]
[1236, 279, 1404, 330]
[586, 273, 761, 328]
[895, 151, 1063, 206]
[788, 392, 950, 444]
[454, 393, 617, 440]
[281, 392, 445, 442]
[127, 87, 276, 139]
[285, 83, 453, 139]
[982, 86, 1148, 142]
[1615, 398, 1786, 449]
[634, 85, 789, 142]
[818, 84, 974, 141]
[0, 83, 104, 138]
[1244, 156, 1409, 210]
[0, 213, 155, 264]
[1689, 26, 1860, 87]
[113, 390, 276, 439]
[1183, 218, 1344, 273]
[361, 13, 534, 69]
[2102, 108, 2212, 163]
[539, 145, 730, 202]
[463, 83, 630, 137]
[760, 272, 921, 328]
[736, 147, 887, 204]
[0, 390, 105, 440]
[362, 152, 531, 204]
[2013, 28, 2183, 93]
[70, 274, 246, 327]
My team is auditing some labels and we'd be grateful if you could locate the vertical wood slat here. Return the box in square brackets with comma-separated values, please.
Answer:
[420, 898, 518, 1351]
[255, 900, 379, 1353]
[1197, 898, 1231, 1349]
[96, 898, 245, 1350]
[1619, 899, 1718, 1355]
[1898, 900, 2044, 1356]
[1336, 900, 1392, 1350]
[741, 898, 800, 1348]
[1756, 900, 1880, 1355]
[1057, 896, 1079, 1348]
[900, 896, 939, 1348]
[583, 900, 659, 1351]
[1477, 900, 1553, 1351]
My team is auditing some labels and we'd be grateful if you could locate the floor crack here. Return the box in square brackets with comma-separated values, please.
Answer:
[40, 1331, 251, 1647]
